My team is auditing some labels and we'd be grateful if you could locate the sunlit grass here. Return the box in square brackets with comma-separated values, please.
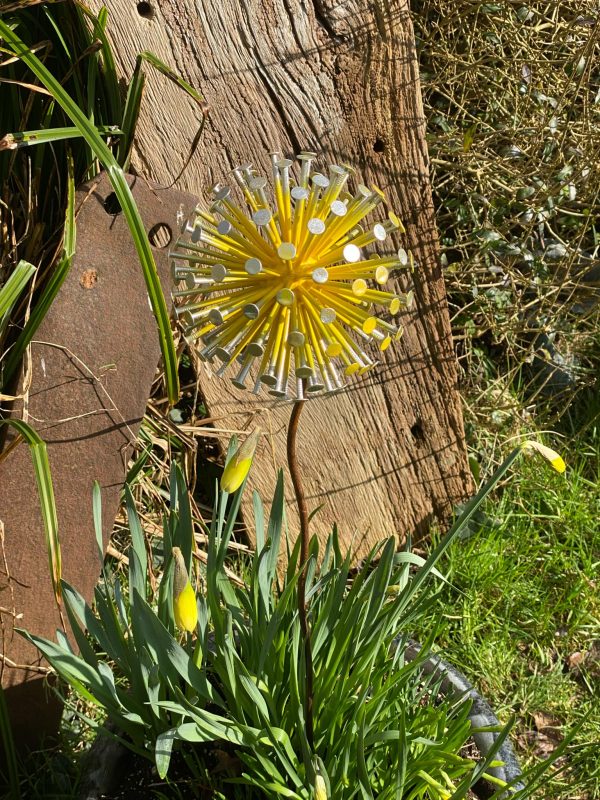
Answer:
[415, 436, 600, 799]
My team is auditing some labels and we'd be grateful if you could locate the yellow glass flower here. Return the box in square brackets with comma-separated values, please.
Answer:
[172, 547, 198, 633]
[221, 428, 260, 493]
[172, 151, 413, 399]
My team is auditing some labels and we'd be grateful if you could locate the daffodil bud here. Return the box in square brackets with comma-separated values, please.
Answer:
[172, 547, 198, 633]
[523, 440, 566, 473]
[315, 773, 328, 800]
[220, 428, 260, 493]
[314, 774, 328, 800]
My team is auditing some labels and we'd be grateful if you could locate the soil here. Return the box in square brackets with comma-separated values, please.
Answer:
[88, 746, 488, 800]
[92, 746, 241, 799]
[103, 755, 200, 798]
[82, 723, 496, 799]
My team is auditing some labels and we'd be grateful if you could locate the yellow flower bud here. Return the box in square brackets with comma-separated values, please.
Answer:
[220, 428, 260, 493]
[523, 440, 566, 474]
[172, 547, 198, 633]
[314, 774, 328, 800]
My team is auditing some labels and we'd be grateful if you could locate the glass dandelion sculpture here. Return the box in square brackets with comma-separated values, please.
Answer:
[171, 151, 414, 400]
[172, 150, 415, 752]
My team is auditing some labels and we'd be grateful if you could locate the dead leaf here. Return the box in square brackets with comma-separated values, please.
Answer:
[211, 747, 242, 776]
[518, 729, 563, 759]
[566, 651, 584, 671]
[532, 710, 563, 737]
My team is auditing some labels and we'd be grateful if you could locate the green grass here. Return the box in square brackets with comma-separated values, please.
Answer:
[415, 436, 600, 799]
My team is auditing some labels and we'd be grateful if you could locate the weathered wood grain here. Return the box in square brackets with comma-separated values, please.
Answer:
[89, 0, 474, 552]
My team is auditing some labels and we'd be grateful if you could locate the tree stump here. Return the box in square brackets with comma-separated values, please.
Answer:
[89, 0, 474, 552]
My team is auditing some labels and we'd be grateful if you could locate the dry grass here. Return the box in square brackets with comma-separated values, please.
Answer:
[413, 0, 600, 428]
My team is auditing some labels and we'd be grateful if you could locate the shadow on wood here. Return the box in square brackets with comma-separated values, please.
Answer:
[88, 0, 474, 553]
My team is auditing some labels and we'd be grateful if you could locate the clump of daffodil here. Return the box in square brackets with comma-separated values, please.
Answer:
[172, 547, 198, 633]
[172, 151, 414, 400]
[523, 440, 566, 473]
[221, 428, 260, 493]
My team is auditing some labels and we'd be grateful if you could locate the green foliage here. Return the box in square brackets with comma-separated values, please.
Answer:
[0, 5, 206, 402]
[1, 152, 75, 390]
[0, 260, 35, 328]
[20, 448, 549, 799]
[413, 443, 600, 800]
[0, 417, 60, 602]
[0, 17, 166, 402]
[0, 3, 116, 267]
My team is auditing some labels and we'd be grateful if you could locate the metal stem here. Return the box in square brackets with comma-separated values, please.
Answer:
[286, 394, 314, 749]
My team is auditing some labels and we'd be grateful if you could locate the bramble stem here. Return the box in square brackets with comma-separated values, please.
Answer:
[286, 396, 314, 749]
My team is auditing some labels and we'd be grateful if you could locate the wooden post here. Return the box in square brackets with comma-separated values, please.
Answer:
[90, 0, 474, 550]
